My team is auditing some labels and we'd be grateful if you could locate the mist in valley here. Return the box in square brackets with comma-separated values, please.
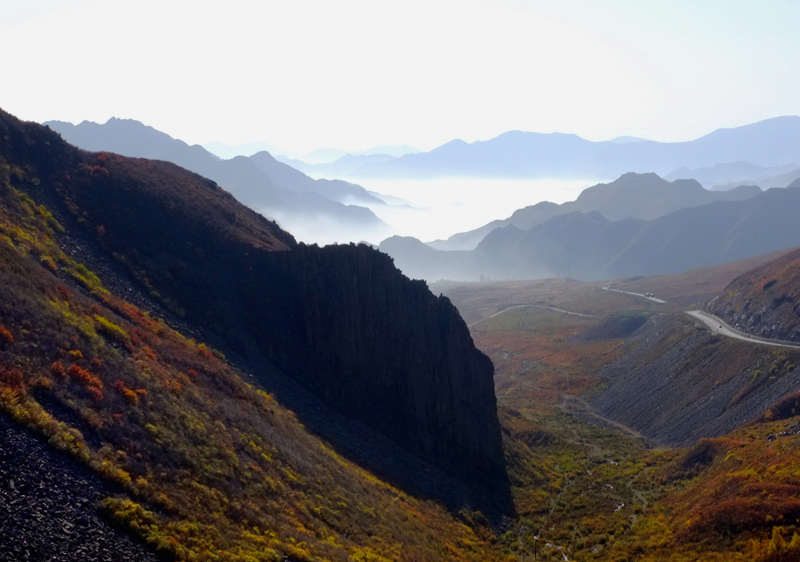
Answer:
[273, 176, 595, 248]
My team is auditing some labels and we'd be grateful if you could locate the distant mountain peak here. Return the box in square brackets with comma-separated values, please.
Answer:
[608, 135, 649, 144]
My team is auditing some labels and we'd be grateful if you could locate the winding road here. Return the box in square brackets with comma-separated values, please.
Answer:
[599, 285, 799, 349]
[686, 310, 800, 349]
[468, 304, 597, 328]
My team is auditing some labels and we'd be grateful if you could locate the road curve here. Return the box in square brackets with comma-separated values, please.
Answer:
[686, 310, 800, 349]
[468, 304, 597, 328]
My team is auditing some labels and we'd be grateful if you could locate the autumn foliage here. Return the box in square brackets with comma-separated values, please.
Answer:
[0, 324, 13, 344]
[0, 144, 504, 562]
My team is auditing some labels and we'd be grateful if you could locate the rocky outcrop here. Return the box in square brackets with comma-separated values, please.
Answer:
[270, 243, 504, 483]
[708, 246, 800, 342]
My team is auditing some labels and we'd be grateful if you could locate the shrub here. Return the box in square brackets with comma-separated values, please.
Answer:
[115, 379, 140, 404]
[39, 255, 58, 272]
[0, 325, 13, 344]
[68, 363, 102, 389]
[93, 315, 129, 343]
[87, 386, 104, 401]
[51, 361, 66, 377]
[760, 391, 800, 422]
[0, 366, 24, 389]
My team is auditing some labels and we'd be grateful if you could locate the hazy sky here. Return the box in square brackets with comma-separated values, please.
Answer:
[3, 0, 799, 155]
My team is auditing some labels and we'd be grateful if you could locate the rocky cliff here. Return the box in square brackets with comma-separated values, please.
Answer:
[0, 109, 506, 488]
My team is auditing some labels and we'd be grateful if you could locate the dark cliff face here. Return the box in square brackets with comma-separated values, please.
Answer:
[271, 244, 503, 482]
[708, 245, 800, 342]
[0, 109, 506, 487]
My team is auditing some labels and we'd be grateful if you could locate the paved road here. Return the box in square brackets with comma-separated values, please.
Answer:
[601, 286, 667, 304]
[468, 304, 597, 328]
[686, 310, 800, 349]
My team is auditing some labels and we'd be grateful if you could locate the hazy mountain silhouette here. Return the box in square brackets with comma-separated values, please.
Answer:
[608, 135, 649, 144]
[665, 161, 800, 188]
[305, 144, 419, 163]
[320, 116, 800, 180]
[385, 185, 800, 282]
[708, 166, 800, 192]
[45, 118, 388, 242]
[248, 150, 384, 205]
[203, 140, 282, 159]
[284, 153, 398, 177]
[429, 172, 761, 250]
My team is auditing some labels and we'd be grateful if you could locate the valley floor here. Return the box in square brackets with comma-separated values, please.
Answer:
[436, 268, 800, 561]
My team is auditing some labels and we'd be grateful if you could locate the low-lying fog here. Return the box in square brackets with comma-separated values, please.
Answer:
[275, 177, 596, 247]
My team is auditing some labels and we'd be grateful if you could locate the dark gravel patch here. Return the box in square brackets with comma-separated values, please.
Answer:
[0, 412, 162, 562]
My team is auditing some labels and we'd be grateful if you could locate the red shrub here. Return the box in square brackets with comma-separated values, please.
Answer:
[68, 363, 102, 389]
[51, 361, 66, 377]
[114, 379, 141, 404]
[0, 325, 13, 344]
[0, 366, 24, 389]
[56, 285, 71, 300]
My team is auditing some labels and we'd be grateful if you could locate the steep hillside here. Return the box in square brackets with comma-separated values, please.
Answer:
[45, 118, 388, 243]
[0, 169, 506, 561]
[0, 109, 517, 560]
[591, 314, 800, 445]
[708, 245, 800, 342]
[2, 109, 507, 495]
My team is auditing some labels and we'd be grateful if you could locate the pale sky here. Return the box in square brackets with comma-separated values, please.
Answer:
[2, 0, 799, 155]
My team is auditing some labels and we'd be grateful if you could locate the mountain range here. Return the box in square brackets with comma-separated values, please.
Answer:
[45, 118, 389, 244]
[429, 172, 761, 251]
[382, 174, 800, 281]
[664, 161, 800, 189]
[290, 115, 800, 180]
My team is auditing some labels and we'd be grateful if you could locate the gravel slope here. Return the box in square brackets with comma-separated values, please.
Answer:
[0, 413, 161, 562]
